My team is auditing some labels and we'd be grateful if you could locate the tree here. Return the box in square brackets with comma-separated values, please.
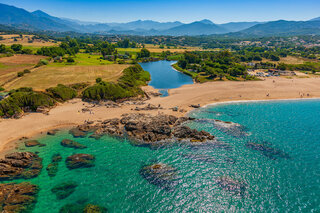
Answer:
[137, 48, 150, 58]
[10, 44, 23, 52]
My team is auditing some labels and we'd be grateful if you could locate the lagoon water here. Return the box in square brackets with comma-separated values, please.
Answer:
[5, 99, 320, 212]
[139, 61, 193, 96]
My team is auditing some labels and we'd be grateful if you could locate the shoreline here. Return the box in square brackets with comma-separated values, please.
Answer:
[1, 76, 320, 153]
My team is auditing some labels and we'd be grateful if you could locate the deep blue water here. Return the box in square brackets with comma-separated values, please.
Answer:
[4, 99, 320, 212]
[139, 61, 193, 96]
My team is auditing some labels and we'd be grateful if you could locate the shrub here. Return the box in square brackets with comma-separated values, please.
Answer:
[69, 83, 89, 91]
[0, 87, 5, 91]
[96, 78, 102, 83]
[17, 72, 24, 77]
[23, 69, 31, 73]
[46, 84, 77, 101]
[67, 57, 75, 63]
[35, 59, 49, 67]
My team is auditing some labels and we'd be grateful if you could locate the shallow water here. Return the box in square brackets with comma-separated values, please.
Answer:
[4, 99, 320, 212]
[139, 60, 193, 96]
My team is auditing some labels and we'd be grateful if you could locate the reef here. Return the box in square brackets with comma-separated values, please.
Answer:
[246, 142, 290, 160]
[140, 163, 178, 191]
[46, 153, 62, 177]
[216, 176, 248, 197]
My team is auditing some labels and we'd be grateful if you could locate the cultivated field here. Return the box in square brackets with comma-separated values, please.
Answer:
[0, 34, 58, 47]
[0, 54, 46, 86]
[5, 64, 129, 90]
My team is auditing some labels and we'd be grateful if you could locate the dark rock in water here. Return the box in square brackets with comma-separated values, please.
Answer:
[66, 154, 95, 169]
[69, 128, 87, 138]
[47, 129, 59, 136]
[52, 153, 62, 163]
[84, 204, 108, 213]
[181, 154, 216, 163]
[51, 182, 78, 199]
[60, 203, 107, 213]
[246, 142, 290, 160]
[47, 153, 62, 177]
[0, 182, 39, 213]
[0, 152, 42, 180]
[173, 126, 215, 142]
[216, 176, 248, 197]
[61, 139, 87, 149]
[140, 163, 178, 191]
[24, 140, 46, 147]
[225, 157, 236, 164]
[195, 119, 248, 138]
[188, 140, 232, 151]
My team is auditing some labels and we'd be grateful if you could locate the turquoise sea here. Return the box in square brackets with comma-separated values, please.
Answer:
[4, 99, 320, 212]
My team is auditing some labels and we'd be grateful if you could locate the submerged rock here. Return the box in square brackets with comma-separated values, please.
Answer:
[51, 182, 78, 199]
[66, 154, 95, 169]
[47, 154, 62, 177]
[140, 163, 178, 191]
[216, 176, 248, 197]
[0, 152, 42, 180]
[181, 154, 216, 163]
[195, 119, 248, 138]
[60, 203, 107, 213]
[246, 142, 290, 160]
[61, 139, 87, 149]
[0, 182, 39, 213]
[69, 128, 87, 138]
[24, 140, 46, 147]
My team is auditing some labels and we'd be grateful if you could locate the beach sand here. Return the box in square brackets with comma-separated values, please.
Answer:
[1, 76, 320, 152]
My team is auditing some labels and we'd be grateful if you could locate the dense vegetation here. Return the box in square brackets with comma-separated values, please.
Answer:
[46, 84, 77, 101]
[82, 65, 150, 101]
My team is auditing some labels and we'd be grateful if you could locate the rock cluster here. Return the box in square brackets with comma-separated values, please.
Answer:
[0, 182, 39, 213]
[66, 154, 95, 170]
[0, 152, 42, 180]
[140, 163, 178, 191]
[134, 104, 163, 111]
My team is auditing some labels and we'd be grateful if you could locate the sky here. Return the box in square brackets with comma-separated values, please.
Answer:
[0, 0, 319, 24]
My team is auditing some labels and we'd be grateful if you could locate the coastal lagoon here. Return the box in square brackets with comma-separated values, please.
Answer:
[4, 99, 320, 212]
[139, 61, 193, 96]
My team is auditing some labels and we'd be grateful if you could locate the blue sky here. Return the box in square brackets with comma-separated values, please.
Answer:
[1, 0, 319, 23]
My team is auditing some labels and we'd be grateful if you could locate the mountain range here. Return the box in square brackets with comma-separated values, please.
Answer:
[1, 3, 320, 37]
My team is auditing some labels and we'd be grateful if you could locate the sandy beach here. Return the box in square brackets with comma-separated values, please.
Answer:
[1, 76, 320, 152]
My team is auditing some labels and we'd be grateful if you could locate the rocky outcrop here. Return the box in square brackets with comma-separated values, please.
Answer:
[24, 140, 46, 147]
[0, 182, 38, 213]
[83, 204, 107, 213]
[46, 153, 62, 177]
[140, 163, 178, 191]
[61, 139, 87, 149]
[66, 154, 95, 170]
[246, 142, 290, 160]
[216, 176, 247, 197]
[0, 152, 42, 180]
[51, 182, 78, 200]
[81, 114, 215, 147]
[47, 129, 59, 136]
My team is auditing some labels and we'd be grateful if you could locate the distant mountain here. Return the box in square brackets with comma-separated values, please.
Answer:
[0, 3, 74, 31]
[220, 22, 263, 32]
[238, 20, 320, 36]
[0, 3, 319, 36]
[161, 21, 227, 36]
[310, 17, 320, 21]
